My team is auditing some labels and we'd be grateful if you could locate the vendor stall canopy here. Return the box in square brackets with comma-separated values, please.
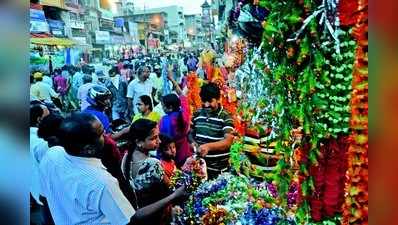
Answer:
[30, 37, 76, 47]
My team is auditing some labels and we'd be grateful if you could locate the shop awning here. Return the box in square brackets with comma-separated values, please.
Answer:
[30, 37, 76, 46]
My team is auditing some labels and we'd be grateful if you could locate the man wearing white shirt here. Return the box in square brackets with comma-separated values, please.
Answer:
[30, 103, 50, 205]
[126, 65, 154, 117]
[40, 113, 187, 225]
[30, 103, 54, 224]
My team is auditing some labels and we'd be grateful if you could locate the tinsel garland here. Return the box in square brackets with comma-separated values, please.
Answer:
[176, 173, 296, 225]
[341, 0, 368, 224]
[169, 169, 206, 194]
[254, 0, 356, 224]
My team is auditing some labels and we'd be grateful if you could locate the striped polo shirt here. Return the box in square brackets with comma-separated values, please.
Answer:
[192, 107, 234, 172]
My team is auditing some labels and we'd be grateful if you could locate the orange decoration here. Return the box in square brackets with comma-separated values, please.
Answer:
[342, 0, 368, 224]
[186, 72, 202, 116]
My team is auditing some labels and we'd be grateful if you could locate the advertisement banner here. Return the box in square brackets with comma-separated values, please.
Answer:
[95, 31, 110, 44]
[47, 19, 65, 37]
[30, 8, 46, 21]
[30, 9, 49, 33]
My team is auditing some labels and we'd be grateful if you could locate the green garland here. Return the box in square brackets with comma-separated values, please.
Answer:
[252, 0, 357, 223]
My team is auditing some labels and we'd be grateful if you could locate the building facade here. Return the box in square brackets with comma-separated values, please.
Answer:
[184, 14, 202, 48]
[134, 5, 186, 44]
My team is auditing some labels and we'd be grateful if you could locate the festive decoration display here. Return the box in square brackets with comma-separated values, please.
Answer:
[176, 173, 296, 225]
[342, 0, 368, 224]
[181, 0, 367, 224]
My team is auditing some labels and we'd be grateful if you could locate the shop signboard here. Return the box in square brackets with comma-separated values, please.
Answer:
[99, 18, 114, 31]
[70, 20, 85, 29]
[95, 31, 110, 44]
[47, 19, 65, 37]
[30, 8, 50, 33]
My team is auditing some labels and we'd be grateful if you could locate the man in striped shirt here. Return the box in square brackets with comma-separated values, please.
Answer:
[191, 83, 235, 179]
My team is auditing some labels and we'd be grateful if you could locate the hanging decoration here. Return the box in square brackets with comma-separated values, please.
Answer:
[286, 0, 341, 54]
[178, 0, 367, 223]
[341, 0, 368, 224]
[186, 71, 203, 116]
[308, 137, 349, 221]
[252, 0, 358, 223]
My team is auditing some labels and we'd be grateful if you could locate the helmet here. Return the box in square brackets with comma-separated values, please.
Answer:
[87, 85, 112, 109]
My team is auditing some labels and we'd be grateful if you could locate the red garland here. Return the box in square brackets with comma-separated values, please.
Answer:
[309, 137, 349, 222]
[338, 1, 359, 26]
[342, 0, 368, 224]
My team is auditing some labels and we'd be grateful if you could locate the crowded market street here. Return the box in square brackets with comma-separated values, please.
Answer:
[30, 0, 368, 224]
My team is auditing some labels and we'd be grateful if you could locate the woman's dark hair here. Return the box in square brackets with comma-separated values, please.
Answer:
[162, 94, 185, 132]
[58, 113, 100, 156]
[162, 94, 180, 112]
[158, 134, 174, 155]
[200, 82, 220, 102]
[30, 104, 45, 127]
[124, 119, 158, 180]
[139, 95, 153, 111]
[38, 114, 64, 147]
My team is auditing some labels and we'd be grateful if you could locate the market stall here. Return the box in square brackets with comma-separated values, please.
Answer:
[181, 0, 368, 224]
[30, 36, 77, 72]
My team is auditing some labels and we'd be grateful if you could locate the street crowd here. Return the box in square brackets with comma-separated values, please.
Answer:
[30, 50, 235, 225]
